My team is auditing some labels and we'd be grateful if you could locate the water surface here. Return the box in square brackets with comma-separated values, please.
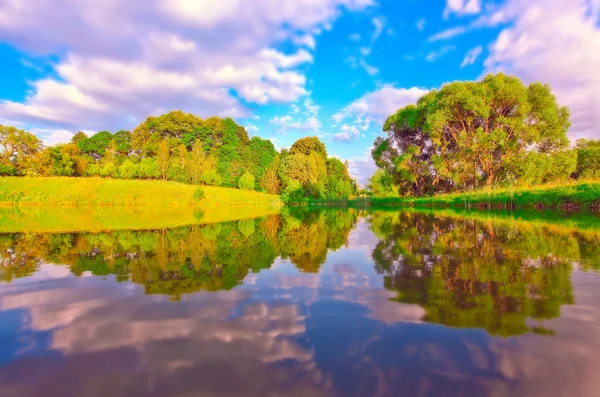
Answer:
[1, 208, 600, 397]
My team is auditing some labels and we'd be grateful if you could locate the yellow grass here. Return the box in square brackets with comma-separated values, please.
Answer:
[0, 177, 282, 208]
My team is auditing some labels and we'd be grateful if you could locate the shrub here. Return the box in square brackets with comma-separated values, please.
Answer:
[193, 187, 205, 201]
[238, 172, 255, 190]
[100, 162, 117, 178]
[139, 158, 159, 179]
[118, 160, 137, 179]
[201, 169, 222, 186]
[0, 164, 17, 176]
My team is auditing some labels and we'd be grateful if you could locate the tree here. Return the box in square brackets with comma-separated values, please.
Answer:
[71, 131, 88, 145]
[201, 169, 222, 186]
[118, 160, 137, 179]
[574, 139, 600, 178]
[0, 125, 42, 172]
[156, 140, 170, 180]
[78, 131, 113, 159]
[261, 155, 282, 194]
[188, 141, 205, 185]
[377, 73, 571, 194]
[113, 130, 132, 154]
[238, 172, 255, 190]
[290, 137, 327, 159]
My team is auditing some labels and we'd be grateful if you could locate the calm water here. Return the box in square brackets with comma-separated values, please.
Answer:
[1, 208, 600, 397]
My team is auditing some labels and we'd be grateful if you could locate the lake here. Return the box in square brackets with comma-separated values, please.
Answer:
[1, 208, 600, 397]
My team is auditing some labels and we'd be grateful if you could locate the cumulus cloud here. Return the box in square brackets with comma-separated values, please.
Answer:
[444, 0, 481, 18]
[483, 0, 600, 139]
[330, 85, 428, 147]
[346, 150, 378, 186]
[269, 98, 322, 134]
[335, 85, 428, 124]
[461, 46, 483, 67]
[0, 0, 374, 137]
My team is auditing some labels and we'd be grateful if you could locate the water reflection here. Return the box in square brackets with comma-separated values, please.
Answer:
[1, 209, 600, 397]
[0, 209, 358, 299]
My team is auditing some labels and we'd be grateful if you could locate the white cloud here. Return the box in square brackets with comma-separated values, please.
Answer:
[416, 18, 426, 31]
[360, 59, 379, 75]
[444, 0, 481, 18]
[0, 0, 374, 141]
[245, 124, 259, 134]
[349, 33, 361, 42]
[334, 124, 361, 142]
[371, 16, 386, 43]
[360, 47, 371, 56]
[346, 150, 378, 186]
[428, 26, 467, 41]
[484, 0, 600, 139]
[425, 46, 456, 62]
[461, 46, 483, 67]
[336, 85, 428, 124]
[31, 128, 75, 146]
[330, 85, 428, 143]
[269, 98, 322, 134]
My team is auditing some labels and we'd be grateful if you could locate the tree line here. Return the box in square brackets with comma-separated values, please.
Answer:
[0, 111, 356, 202]
[369, 73, 600, 197]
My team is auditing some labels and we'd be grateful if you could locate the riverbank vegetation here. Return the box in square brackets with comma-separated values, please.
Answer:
[0, 114, 356, 204]
[368, 73, 600, 205]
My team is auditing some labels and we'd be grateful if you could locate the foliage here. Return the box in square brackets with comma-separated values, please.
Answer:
[375, 73, 571, 196]
[0, 113, 357, 200]
[575, 139, 600, 178]
[238, 172, 255, 190]
[0, 124, 42, 172]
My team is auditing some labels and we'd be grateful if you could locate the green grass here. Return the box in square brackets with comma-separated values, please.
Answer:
[346, 181, 600, 210]
[0, 177, 282, 208]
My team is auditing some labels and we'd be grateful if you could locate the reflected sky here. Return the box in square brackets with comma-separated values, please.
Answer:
[1, 210, 600, 397]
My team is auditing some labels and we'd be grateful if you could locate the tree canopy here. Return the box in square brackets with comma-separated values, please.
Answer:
[374, 73, 573, 196]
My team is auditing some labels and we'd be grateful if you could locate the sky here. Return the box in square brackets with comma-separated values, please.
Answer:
[0, 0, 599, 184]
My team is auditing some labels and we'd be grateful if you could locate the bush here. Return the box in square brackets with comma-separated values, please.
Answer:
[0, 164, 17, 176]
[139, 158, 159, 179]
[118, 160, 137, 179]
[193, 187, 205, 201]
[100, 162, 117, 178]
[238, 172, 255, 190]
[201, 169, 222, 186]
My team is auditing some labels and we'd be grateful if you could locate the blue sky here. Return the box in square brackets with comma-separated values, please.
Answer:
[0, 0, 598, 184]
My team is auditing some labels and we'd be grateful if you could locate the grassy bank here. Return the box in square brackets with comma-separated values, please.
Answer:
[310, 181, 600, 210]
[0, 177, 282, 208]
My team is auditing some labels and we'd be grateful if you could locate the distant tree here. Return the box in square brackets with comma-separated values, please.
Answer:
[0, 125, 42, 172]
[118, 160, 137, 179]
[139, 158, 159, 179]
[238, 172, 255, 190]
[113, 130, 132, 154]
[201, 169, 222, 186]
[78, 131, 113, 159]
[574, 139, 600, 178]
[261, 155, 281, 194]
[156, 140, 170, 180]
[188, 141, 205, 185]
[71, 131, 88, 145]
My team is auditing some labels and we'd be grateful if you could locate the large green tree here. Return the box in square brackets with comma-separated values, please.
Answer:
[375, 73, 571, 195]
